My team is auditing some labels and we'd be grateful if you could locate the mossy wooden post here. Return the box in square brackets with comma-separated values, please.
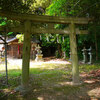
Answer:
[69, 22, 80, 85]
[21, 20, 31, 89]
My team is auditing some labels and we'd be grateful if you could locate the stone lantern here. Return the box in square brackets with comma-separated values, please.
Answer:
[35, 44, 43, 61]
[87, 46, 92, 64]
[82, 47, 87, 63]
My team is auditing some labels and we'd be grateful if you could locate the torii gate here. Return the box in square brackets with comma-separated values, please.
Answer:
[0, 11, 90, 92]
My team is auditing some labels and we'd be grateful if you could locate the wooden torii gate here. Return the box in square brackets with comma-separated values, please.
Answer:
[0, 11, 90, 92]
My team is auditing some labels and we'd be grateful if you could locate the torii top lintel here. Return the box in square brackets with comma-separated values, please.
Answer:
[0, 10, 91, 24]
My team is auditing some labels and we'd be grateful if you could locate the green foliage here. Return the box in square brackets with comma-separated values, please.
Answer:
[79, 64, 100, 73]
[55, 50, 60, 58]
[30, 0, 51, 10]
[0, 17, 7, 26]
[61, 36, 70, 57]
[0, 21, 6, 26]
[0, 17, 15, 36]
[46, 0, 67, 16]
[41, 34, 57, 47]
[45, 0, 100, 60]
[16, 34, 24, 43]
[7, 32, 13, 36]
[46, 0, 100, 18]
[0, 0, 29, 13]
[41, 33, 70, 58]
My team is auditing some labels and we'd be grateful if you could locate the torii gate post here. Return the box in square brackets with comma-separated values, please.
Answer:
[21, 20, 31, 89]
[69, 22, 79, 84]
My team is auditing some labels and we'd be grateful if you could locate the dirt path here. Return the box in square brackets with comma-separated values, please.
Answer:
[0, 58, 71, 71]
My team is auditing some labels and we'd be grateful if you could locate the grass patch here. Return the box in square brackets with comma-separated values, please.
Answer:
[8, 70, 21, 77]
[79, 64, 100, 73]
[53, 85, 80, 95]
[0, 62, 100, 100]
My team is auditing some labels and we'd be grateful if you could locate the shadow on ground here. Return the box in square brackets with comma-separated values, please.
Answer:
[0, 63, 100, 100]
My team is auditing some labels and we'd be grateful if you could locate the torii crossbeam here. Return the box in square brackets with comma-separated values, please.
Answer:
[0, 10, 90, 24]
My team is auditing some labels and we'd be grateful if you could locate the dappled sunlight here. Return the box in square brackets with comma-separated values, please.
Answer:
[88, 87, 100, 98]
[0, 64, 21, 71]
[0, 58, 71, 71]
[30, 59, 71, 69]
[2, 89, 11, 93]
[59, 82, 73, 86]
[37, 97, 44, 100]
[84, 80, 96, 84]
[43, 60, 71, 64]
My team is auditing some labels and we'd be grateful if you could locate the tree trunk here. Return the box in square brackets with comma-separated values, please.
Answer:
[69, 22, 80, 85]
[21, 20, 31, 88]
[4, 34, 8, 85]
[94, 32, 98, 61]
[57, 43, 62, 57]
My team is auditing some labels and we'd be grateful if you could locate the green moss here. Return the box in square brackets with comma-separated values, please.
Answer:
[79, 64, 100, 73]
[54, 85, 80, 95]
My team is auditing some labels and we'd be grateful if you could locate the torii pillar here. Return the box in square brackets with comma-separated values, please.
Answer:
[21, 20, 31, 90]
[69, 22, 79, 85]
